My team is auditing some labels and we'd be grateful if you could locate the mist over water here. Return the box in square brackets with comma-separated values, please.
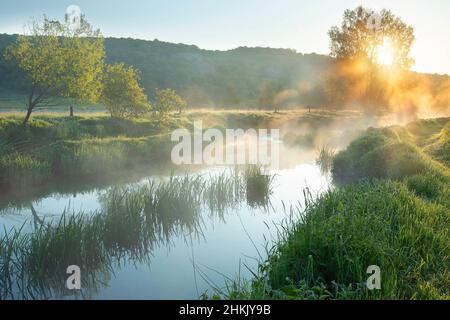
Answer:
[0, 135, 333, 299]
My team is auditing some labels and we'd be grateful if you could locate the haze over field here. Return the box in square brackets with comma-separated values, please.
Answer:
[0, 1, 448, 303]
[1, 0, 450, 75]
[1, 2, 449, 121]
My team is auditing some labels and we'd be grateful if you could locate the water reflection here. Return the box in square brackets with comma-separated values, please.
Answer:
[316, 145, 335, 180]
[0, 167, 274, 299]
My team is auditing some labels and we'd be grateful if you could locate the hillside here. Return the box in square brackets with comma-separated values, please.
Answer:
[1, 34, 449, 112]
[0, 34, 331, 108]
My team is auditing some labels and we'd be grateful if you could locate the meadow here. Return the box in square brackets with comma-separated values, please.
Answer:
[217, 117, 450, 300]
[0, 109, 361, 193]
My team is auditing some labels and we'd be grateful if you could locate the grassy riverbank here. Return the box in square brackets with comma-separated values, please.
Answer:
[0, 109, 361, 191]
[221, 117, 449, 300]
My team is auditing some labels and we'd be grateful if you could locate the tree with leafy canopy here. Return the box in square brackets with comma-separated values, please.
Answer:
[327, 6, 415, 114]
[102, 63, 150, 118]
[153, 88, 187, 117]
[4, 15, 104, 124]
[328, 6, 415, 69]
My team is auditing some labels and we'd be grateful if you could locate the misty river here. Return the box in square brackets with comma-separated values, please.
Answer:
[0, 142, 331, 299]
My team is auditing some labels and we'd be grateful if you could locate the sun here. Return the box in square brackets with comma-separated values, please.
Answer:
[375, 38, 395, 66]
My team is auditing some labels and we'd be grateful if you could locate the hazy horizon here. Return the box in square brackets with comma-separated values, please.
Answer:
[1, 0, 449, 76]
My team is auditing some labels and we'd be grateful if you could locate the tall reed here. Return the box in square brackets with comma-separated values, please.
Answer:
[0, 167, 275, 299]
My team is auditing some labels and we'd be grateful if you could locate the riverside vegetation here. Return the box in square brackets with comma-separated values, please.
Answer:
[1, 5, 449, 301]
[0, 109, 360, 193]
[0, 166, 274, 299]
[1, 111, 448, 300]
[216, 117, 449, 300]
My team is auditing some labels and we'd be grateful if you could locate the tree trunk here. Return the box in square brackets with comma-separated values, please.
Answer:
[70, 105, 74, 117]
[22, 105, 33, 125]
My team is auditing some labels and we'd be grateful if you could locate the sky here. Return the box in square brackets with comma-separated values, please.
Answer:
[0, 0, 449, 75]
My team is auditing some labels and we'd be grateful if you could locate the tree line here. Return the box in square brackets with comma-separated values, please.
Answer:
[1, 15, 186, 124]
[0, 29, 332, 113]
[1, 6, 449, 120]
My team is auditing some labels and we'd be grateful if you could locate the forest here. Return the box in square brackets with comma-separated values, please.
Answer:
[1, 33, 449, 114]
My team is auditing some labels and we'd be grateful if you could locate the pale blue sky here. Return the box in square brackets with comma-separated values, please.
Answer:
[0, 0, 449, 74]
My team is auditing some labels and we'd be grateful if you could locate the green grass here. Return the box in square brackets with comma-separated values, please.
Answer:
[316, 145, 335, 177]
[244, 165, 275, 209]
[222, 181, 449, 300]
[0, 110, 360, 192]
[422, 122, 450, 166]
[0, 168, 275, 299]
[0, 87, 106, 113]
[332, 118, 450, 185]
[204, 170, 244, 214]
[217, 118, 450, 300]
[0, 115, 177, 189]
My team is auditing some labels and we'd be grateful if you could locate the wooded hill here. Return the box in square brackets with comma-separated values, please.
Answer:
[0, 33, 449, 111]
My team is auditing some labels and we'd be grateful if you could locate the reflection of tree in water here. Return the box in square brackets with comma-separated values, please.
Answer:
[316, 145, 335, 182]
[0, 169, 275, 299]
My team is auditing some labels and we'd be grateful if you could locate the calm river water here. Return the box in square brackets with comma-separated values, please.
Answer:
[0, 144, 331, 299]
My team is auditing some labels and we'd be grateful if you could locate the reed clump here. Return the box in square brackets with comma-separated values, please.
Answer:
[0, 167, 275, 299]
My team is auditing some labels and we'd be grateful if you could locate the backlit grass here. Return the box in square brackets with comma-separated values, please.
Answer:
[218, 118, 450, 300]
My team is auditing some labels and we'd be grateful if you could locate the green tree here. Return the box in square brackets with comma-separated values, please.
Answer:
[153, 88, 187, 117]
[327, 7, 414, 114]
[328, 6, 415, 69]
[4, 15, 104, 124]
[102, 63, 150, 118]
